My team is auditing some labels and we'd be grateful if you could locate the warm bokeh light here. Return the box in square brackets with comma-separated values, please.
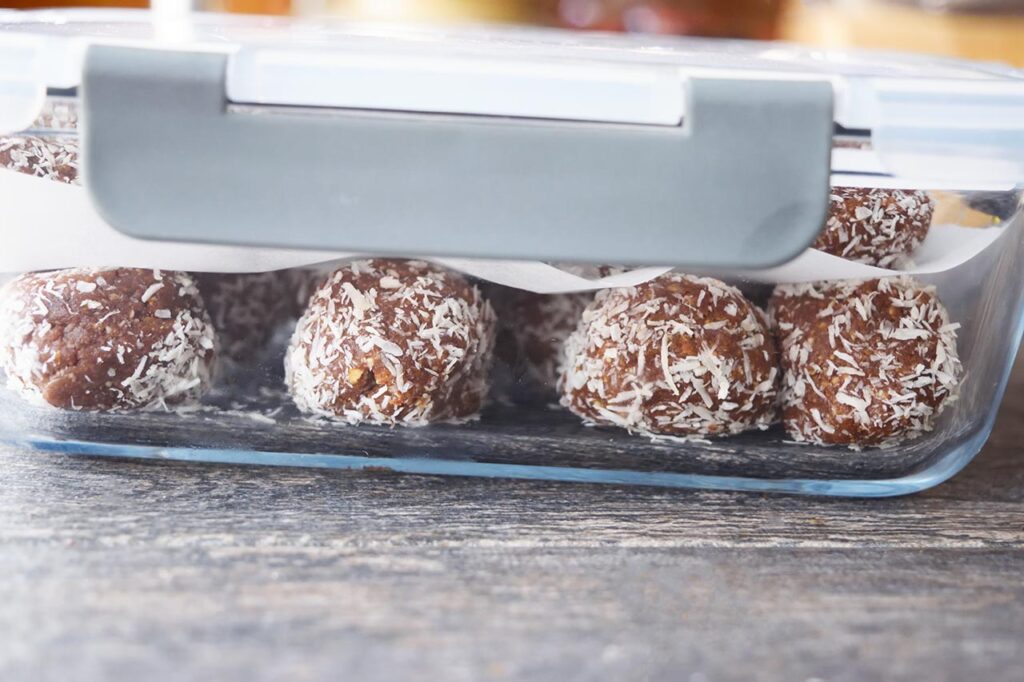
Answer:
[782, 1, 1024, 67]
[1, 1, 147, 6]
[2, 1, 1023, 65]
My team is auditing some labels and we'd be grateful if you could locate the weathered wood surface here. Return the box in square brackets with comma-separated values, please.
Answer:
[2, 364, 1024, 681]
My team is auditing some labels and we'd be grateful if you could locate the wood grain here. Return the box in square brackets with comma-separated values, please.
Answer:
[1, 362, 1024, 681]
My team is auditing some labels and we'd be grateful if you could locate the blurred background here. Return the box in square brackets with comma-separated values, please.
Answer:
[0, 0, 1023, 66]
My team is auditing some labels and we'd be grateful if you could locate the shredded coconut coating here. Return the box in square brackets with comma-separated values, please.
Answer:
[0, 135, 80, 185]
[32, 98, 79, 131]
[489, 264, 619, 396]
[285, 259, 496, 426]
[196, 269, 323, 363]
[813, 188, 933, 267]
[508, 291, 592, 392]
[560, 274, 779, 438]
[769, 276, 961, 448]
[0, 99, 81, 184]
[0, 268, 217, 410]
[487, 285, 596, 397]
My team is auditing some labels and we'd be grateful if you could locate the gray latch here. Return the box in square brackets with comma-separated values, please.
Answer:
[82, 45, 834, 268]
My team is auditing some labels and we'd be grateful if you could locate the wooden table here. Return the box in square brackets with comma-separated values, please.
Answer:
[2, 362, 1023, 682]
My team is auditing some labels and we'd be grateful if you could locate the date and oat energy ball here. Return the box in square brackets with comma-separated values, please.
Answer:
[195, 268, 323, 364]
[813, 187, 933, 267]
[486, 287, 596, 398]
[0, 99, 80, 184]
[0, 135, 79, 185]
[488, 265, 620, 397]
[507, 291, 591, 392]
[769, 276, 961, 448]
[285, 259, 496, 426]
[0, 268, 217, 410]
[560, 274, 779, 438]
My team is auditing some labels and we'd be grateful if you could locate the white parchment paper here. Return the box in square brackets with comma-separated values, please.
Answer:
[0, 171, 1006, 292]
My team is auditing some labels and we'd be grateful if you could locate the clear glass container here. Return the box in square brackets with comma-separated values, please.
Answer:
[0, 8, 1022, 496]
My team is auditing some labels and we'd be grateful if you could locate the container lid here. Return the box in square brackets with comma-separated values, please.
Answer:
[4, 9, 1023, 135]
[1, 9, 1022, 267]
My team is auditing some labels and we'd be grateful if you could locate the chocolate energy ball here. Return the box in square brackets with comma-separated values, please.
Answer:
[813, 188, 933, 267]
[509, 291, 592, 392]
[769, 276, 961, 448]
[285, 259, 496, 426]
[560, 274, 779, 438]
[0, 135, 79, 184]
[486, 288, 593, 397]
[488, 264, 620, 397]
[25, 97, 79, 131]
[1, 99, 80, 184]
[195, 268, 323, 364]
[0, 268, 217, 410]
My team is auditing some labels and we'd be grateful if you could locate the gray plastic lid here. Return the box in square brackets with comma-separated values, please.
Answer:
[3, 8, 1024, 264]
[80, 44, 833, 267]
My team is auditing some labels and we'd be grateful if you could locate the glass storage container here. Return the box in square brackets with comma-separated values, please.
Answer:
[0, 8, 1022, 496]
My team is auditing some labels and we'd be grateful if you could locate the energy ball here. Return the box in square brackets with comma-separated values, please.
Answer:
[0, 99, 80, 184]
[0, 135, 79, 184]
[560, 274, 779, 438]
[488, 264, 620, 397]
[31, 98, 79, 131]
[513, 291, 593, 392]
[813, 187, 933, 267]
[769, 276, 961, 448]
[285, 259, 496, 426]
[488, 289, 593, 397]
[195, 268, 323, 364]
[0, 268, 217, 410]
